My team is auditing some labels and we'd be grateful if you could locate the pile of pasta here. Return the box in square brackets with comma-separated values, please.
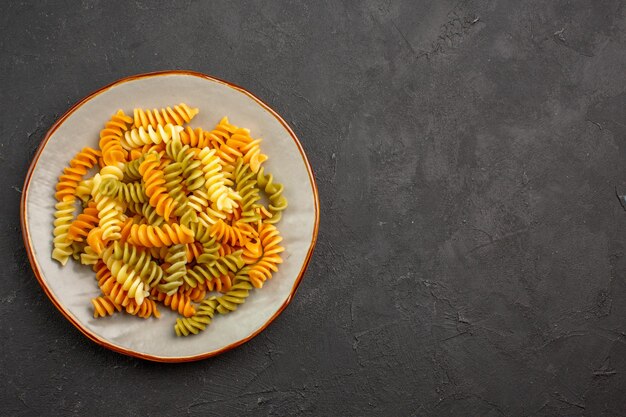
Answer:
[51, 103, 287, 337]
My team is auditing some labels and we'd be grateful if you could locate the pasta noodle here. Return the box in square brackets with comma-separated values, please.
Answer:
[55, 147, 100, 202]
[133, 104, 199, 130]
[99, 110, 131, 166]
[51, 104, 287, 336]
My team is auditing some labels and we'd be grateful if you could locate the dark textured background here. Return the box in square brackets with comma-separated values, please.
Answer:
[1, 1, 625, 416]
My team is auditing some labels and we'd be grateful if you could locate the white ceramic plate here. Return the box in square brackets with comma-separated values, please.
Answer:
[21, 71, 319, 362]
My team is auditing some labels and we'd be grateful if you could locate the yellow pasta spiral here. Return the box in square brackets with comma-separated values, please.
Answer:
[51, 197, 76, 265]
[133, 103, 199, 130]
[93, 182, 124, 241]
[112, 241, 164, 288]
[195, 147, 241, 212]
[79, 245, 100, 265]
[102, 246, 147, 305]
[121, 124, 183, 149]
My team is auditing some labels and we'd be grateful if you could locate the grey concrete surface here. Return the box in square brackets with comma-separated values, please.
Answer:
[1, 1, 625, 416]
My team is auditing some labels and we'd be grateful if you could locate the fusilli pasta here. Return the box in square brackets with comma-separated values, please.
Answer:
[51, 104, 287, 337]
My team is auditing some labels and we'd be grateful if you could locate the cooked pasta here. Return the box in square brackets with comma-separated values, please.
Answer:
[51, 104, 287, 336]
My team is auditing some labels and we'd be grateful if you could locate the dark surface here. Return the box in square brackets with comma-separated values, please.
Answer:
[1, 1, 625, 416]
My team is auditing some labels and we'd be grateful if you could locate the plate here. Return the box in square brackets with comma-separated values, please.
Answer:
[20, 71, 319, 362]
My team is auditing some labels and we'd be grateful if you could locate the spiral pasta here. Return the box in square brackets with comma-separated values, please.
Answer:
[233, 159, 262, 224]
[101, 245, 147, 305]
[215, 273, 254, 314]
[139, 152, 178, 221]
[113, 241, 164, 288]
[123, 154, 145, 181]
[67, 202, 99, 242]
[126, 201, 165, 226]
[195, 147, 241, 212]
[185, 251, 245, 288]
[133, 103, 199, 130]
[246, 223, 284, 288]
[127, 223, 194, 247]
[92, 173, 125, 241]
[52, 198, 76, 265]
[52, 104, 288, 336]
[158, 244, 186, 294]
[80, 245, 100, 265]
[220, 118, 268, 173]
[55, 147, 100, 202]
[121, 124, 183, 149]
[180, 126, 211, 149]
[162, 158, 197, 226]
[125, 298, 161, 319]
[100, 178, 147, 204]
[150, 288, 196, 317]
[210, 219, 254, 247]
[75, 178, 95, 204]
[174, 297, 219, 336]
[100, 110, 132, 166]
[256, 167, 288, 224]
[92, 296, 122, 318]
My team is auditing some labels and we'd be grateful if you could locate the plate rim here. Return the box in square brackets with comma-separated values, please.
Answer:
[20, 70, 320, 362]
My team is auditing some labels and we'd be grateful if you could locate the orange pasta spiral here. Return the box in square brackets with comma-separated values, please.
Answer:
[210, 220, 254, 246]
[139, 152, 178, 221]
[182, 285, 208, 302]
[127, 223, 194, 247]
[125, 298, 161, 319]
[68, 202, 99, 242]
[150, 288, 196, 317]
[220, 118, 268, 173]
[87, 227, 106, 255]
[180, 126, 212, 148]
[99, 110, 132, 165]
[91, 296, 122, 318]
[55, 147, 101, 201]
[93, 261, 160, 318]
[247, 223, 284, 288]
[97, 266, 133, 307]
[206, 273, 234, 293]
[185, 241, 203, 263]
